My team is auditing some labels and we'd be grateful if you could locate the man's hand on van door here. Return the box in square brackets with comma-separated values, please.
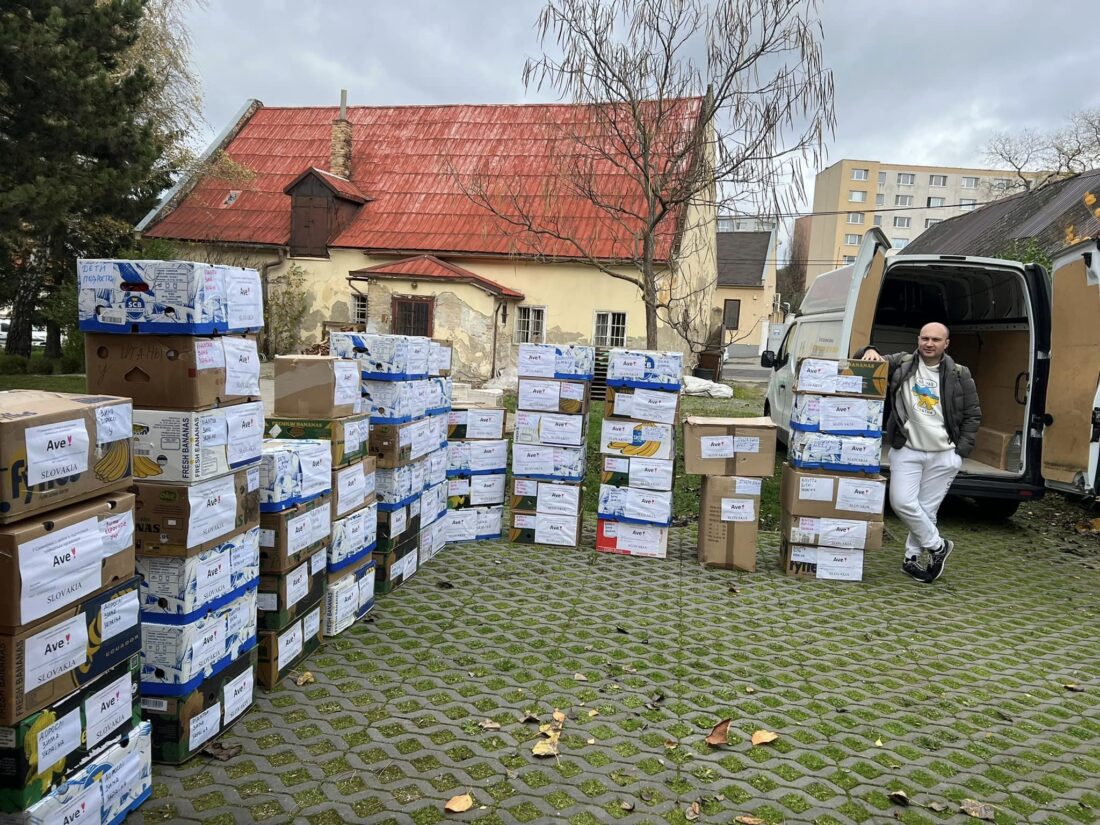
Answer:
[861, 347, 885, 362]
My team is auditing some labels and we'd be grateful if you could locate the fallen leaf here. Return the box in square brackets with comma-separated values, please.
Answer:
[587, 738, 596, 744]
[295, 671, 315, 686]
[745, 687, 755, 694]
[616, 626, 629, 634]
[532, 739, 559, 757]
[520, 712, 539, 724]
[1064, 683, 1085, 692]
[685, 801, 701, 821]
[640, 788, 656, 803]
[665, 739, 679, 749]
[436, 580, 455, 589]
[875, 738, 884, 747]
[927, 801, 948, 812]
[888, 790, 909, 806]
[573, 673, 588, 682]
[444, 792, 475, 813]
[588, 709, 599, 718]
[750, 729, 779, 747]
[651, 692, 665, 703]
[478, 719, 501, 731]
[622, 664, 638, 673]
[735, 817, 765, 825]
[705, 718, 732, 746]
[202, 741, 242, 761]
[553, 709, 567, 723]
[960, 798, 996, 820]
[619, 800, 635, 812]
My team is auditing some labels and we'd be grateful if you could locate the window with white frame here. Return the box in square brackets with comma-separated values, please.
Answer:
[844, 233, 861, 245]
[594, 311, 627, 347]
[352, 293, 369, 325]
[927, 196, 946, 208]
[878, 171, 887, 184]
[929, 174, 948, 187]
[925, 218, 942, 228]
[892, 238, 909, 249]
[961, 176, 979, 189]
[897, 172, 916, 185]
[895, 194, 914, 206]
[851, 168, 869, 181]
[846, 212, 865, 224]
[717, 217, 734, 233]
[873, 215, 883, 226]
[848, 190, 867, 202]
[514, 306, 546, 343]
[893, 216, 911, 228]
[842, 255, 857, 265]
[875, 193, 885, 206]
[959, 198, 977, 211]
[992, 178, 1014, 190]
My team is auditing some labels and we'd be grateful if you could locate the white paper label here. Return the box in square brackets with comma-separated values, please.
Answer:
[189, 702, 222, 751]
[541, 413, 584, 446]
[720, 498, 756, 522]
[24, 615, 88, 687]
[513, 514, 537, 529]
[100, 748, 142, 816]
[798, 359, 839, 392]
[470, 474, 506, 505]
[223, 667, 255, 723]
[95, 403, 132, 445]
[513, 446, 554, 476]
[225, 403, 263, 466]
[538, 482, 580, 515]
[631, 389, 678, 425]
[100, 510, 134, 555]
[734, 477, 762, 496]
[25, 418, 90, 486]
[37, 707, 82, 768]
[471, 440, 508, 471]
[615, 523, 666, 557]
[303, 607, 320, 640]
[247, 465, 260, 492]
[518, 380, 560, 411]
[286, 511, 313, 556]
[733, 436, 760, 454]
[84, 671, 133, 749]
[221, 337, 260, 395]
[260, 528, 276, 547]
[512, 478, 537, 496]
[466, 410, 504, 439]
[389, 507, 407, 538]
[335, 464, 366, 516]
[835, 478, 886, 514]
[612, 392, 634, 418]
[613, 355, 645, 378]
[195, 552, 232, 606]
[796, 517, 869, 549]
[835, 375, 865, 394]
[820, 398, 870, 432]
[226, 269, 263, 329]
[100, 589, 139, 642]
[186, 475, 237, 547]
[278, 622, 304, 670]
[534, 513, 578, 546]
[518, 345, 555, 378]
[286, 563, 310, 609]
[561, 382, 584, 401]
[343, 420, 362, 456]
[817, 550, 864, 581]
[53, 784, 101, 825]
[310, 549, 325, 576]
[257, 592, 277, 612]
[604, 457, 629, 473]
[629, 458, 674, 491]
[840, 439, 879, 465]
[333, 360, 360, 406]
[699, 436, 735, 459]
[19, 516, 105, 625]
[798, 476, 835, 501]
[190, 616, 228, 673]
[194, 339, 224, 370]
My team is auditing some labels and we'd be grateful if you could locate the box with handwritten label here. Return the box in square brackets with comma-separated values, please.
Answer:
[682, 416, 777, 477]
[256, 598, 322, 688]
[794, 357, 887, 399]
[445, 506, 504, 543]
[322, 559, 376, 639]
[447, 407, 506, 440]
[604, 385, 680, 424]
[594, 519, 668, 558]
[697, 476, 763, 571]
[598, 456, 674, 491]
[508, 478, 583, 516]
[509, 511, 585, 548]
[517, 343, 595, 380]
[263, 414, 369, 470]
[790, 394, 884, 437]
[329, 332, 431, 380]
[256, 546, 327, 631]
[516, 378, 589, 414]
[597, 485, 673, 527]
[606, 349, 684, 391]
[781, 542, 866, 581]
[131, 402, 263, 484]
[599, 419, 674, 461]
[778, 513, 884, 551]
[328, 500, 378, 576]
[446, 439, 509, 477]
[779, 466, 886, 520]
[258, 440, 331, 512]
[273, 355, 362, 419]
[788, 432, 882, 474]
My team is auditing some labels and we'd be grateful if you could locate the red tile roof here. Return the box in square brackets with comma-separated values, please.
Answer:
[143, 100, 704, 261]
[349, 255, 525, 299]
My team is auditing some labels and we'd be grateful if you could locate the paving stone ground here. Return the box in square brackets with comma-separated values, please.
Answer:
[133, 508, 1100, 825]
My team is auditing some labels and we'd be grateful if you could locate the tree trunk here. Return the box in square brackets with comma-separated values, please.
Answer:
[45, 320, 62, 359]
[4, 270, 40, 358]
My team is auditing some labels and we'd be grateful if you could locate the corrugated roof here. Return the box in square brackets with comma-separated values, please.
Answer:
[716, 230, 771, 286]
[349, 255, 525, 299]
[144, 100, 704, 261]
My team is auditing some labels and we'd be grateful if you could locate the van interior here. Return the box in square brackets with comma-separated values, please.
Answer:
[869, 262, 1031, 478]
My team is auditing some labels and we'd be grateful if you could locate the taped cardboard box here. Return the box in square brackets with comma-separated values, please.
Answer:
[517, 343, 595, 380]
[369, 417, 439, 468]
[446, 474, 506, 509]
[778, 512, 884, 551]
[599, 456, 674, 491]
[972, 428, 1014, 470]
[516, 378, 589, 414]
[259, 439, 331, 512]
[781, 541, 865, 581]
[0, 655, 139, 813]
[322, 559, 375, 639]
[0, 391, 133, 524]
[599, 419, 674, 461]
[447, 407, 505, 440]
[595, 519, 668, 558]
[0, 577, 141, 726]
[331, 458, 374, 519]
[508, 510, 583, 548]
[421, 481, 448, 526]
[257, 546, 327, 631]
[513, 410, 588, 447]
[257, 598, 322, 689]
[606, 349, 684, 391]
[788, 431, 881, 474]
[138, 527, 259, 623]
[790, 394, 884, 437]
[140, 648, 256, 765]
[597, 484, 673, 526]
[779, 465, 886, 520]
[446, 506, 503, 543]
[682, 416, 777, 477]
[329, 332, 431, 380]
[446, 439, 509, 477]
[328, 500, 378, 577]
[377, 504, 418, 553]
[605, 386, 680, 424]
[0, 492, 135, 631]
[374, 541, 419, 596]
[134, 465, 260, 556]
[429, 339, 453, 377]
[85, 333, 260, 410]
[698, 476, 762, 571]
[131, 401, 263, 484]
[509, 478, 583, 516]
[263, 414, 369, 469]
[258, 493, 331, 574]
[510, 443, 586, 482]
[273, 355, 361, 418]
[794, 357, 888, 399]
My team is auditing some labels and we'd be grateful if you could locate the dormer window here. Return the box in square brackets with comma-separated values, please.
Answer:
[283, 167, 368, 259]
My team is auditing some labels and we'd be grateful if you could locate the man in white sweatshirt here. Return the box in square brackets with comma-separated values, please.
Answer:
[858, 323, 982, 583]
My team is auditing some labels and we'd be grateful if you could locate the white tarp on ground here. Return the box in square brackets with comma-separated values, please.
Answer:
[681, 375, 734, 398]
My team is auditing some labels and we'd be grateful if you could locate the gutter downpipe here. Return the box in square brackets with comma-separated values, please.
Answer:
[260, 247, 287, 358]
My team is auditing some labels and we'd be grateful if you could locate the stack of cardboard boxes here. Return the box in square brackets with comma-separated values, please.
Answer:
[0, 391, 150, 822]
[684, 414, 778, 571]
[446, 404, 507, 543]
[780, 357, 889, 581]
[595, 350, 682, 558]
[78, 259, 265, 765]
[507, 343, 595, 548]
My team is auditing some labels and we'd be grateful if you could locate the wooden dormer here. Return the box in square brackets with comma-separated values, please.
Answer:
[283, 167, 368, 258]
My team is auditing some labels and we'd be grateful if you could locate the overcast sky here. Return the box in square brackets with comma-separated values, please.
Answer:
[185, 0, 1099, 218]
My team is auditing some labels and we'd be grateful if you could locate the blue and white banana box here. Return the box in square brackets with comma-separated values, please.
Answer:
[259, 439, 332, 511]
[446, 505, 504, 542]
[517, 343, 596, 380]
[597, 485, 674, 527]
[510, 444, 586, 481]
[330, 333, 431, 380]
[446, 439, 509, 476]
[606, 349, 684, 391]
[323, 559, 376, 638]
[329, 500, 378, 574]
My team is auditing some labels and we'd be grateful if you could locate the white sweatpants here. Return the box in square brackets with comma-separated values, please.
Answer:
[889, 446, 962, 559]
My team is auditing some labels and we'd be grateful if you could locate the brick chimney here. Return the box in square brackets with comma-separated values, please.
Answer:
[330, 89, 352, 179]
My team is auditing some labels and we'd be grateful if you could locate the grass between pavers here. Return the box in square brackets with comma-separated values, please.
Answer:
[0, 373, 87, 393]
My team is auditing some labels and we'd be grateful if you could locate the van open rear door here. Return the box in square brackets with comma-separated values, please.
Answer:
[1042, 238, 1100, 495]
[839, 229, 890, 357]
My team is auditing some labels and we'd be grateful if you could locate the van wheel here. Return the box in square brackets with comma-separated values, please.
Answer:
[977, 499, 1020, 520]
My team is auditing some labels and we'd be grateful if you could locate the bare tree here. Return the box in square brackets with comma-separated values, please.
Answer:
[984, 109, 1100, 192]
[983, 129, 1051, 191]
[456, 0, 833, 351]
[776, 216, 808, 311]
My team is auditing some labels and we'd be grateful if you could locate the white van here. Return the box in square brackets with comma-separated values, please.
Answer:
[761, 228, 1100, 518]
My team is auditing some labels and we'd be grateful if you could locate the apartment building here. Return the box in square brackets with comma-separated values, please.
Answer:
[804, 159, 1033, 281]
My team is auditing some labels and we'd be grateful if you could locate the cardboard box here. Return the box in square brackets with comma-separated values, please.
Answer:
[85, 333, 260, 410]
[138, 526, 259, 623]
[12, 720, 152, 825]
[510, 443, 586, 482]
[790, 394, 884, 437]
[428, 446, 448, 487]
[140, 589, 257, 696]
[430, 339, 452, 377]
[0, 655, 139, 813]
[140, 648, 256, 765]
[257, 546, 327, 631]
[446, 474, 506, 508]
[513, 411, 587, 447]
[374, 541, 419, 595]
[509, 478, 583, 515]
[788, 432, 881, 474]
[595, 518, 668, 558]
[507, 510, 583, 547]
[597, 484, 673, 526]
[0, 492, 135, 630]
[426, 377, 452, 416]
[259, 440, 331, 512]
[605, 386, 680, 424]
[445, 506, 504, 543]
[377, 505, 417, 553]
[257, 598, 322, 689]
[258, 493, 331, 574]
[134, 466, 261, 556]
[328, 500, 378, 577]
[322, 559, 375, 638]
[517, 343, 595, 380]
[77, 258, 261, 334]
[781, 541, 865, 581]
[369, 418, 439, 468]
[779, 465, 886, 520]
[331, 458, 374, 519]
[682, 416, 777, 476]
[0, 391, 133, 524]
[421, 481, 448, 526]
[446, 439, 509, 476]
[778, 512, 884, 551]
[264, 414, 369, 469]
[0, 577, 141, 726]
[599, 456, 674, 491]
[360, 379, 415, 422]
[329, 332, 431, 380]
[132, 402, 263, 484]
[698, 476, 762, 571]
[794, 357, 888, 399]
[972, 428, 1014, 470]
[273, 355, 360, 418]
[376, 464, 419, 509]
[447, 407, 506, 440]
[516, 378, 589, 414]
[600, 419, 674, 461]
[606, 349, 684, 391]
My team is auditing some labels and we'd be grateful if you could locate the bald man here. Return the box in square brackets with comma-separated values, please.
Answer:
[857, 323, 981, 583]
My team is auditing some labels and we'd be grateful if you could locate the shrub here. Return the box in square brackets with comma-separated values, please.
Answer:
[57, 354, 84, 374]
[27, 357, 55, 375]
[0, 355, 28, 374]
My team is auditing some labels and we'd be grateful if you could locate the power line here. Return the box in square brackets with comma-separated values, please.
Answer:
[712, 195, 1013, 219]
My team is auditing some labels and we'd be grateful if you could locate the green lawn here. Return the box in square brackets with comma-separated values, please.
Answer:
[0, 374, 87, 393]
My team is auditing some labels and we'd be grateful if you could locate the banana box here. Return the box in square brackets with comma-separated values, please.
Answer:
[259, 439, 331, 512]
[517, 343, 596, 380]
[418, 520, 441, 565]
[509, 478, 583, 516]
[257, 600, 322, 688]
[430, 413, 449, 451]
[0, 391, 133, 525]
[446, 506, 503, 543]
[510, 443, 586, 482]
[376, 465, 417, 509]
[329, 332, 431, 380]
[0, 655, 139, 813]
[328, 500, 378, 577]
[377, 504, 417, 554]
[788, 432, 881, 474]
[599, 419, 674, 460]
[332, 458, 371, 518]
[77, 257, 262, 334]
[140, 648, 256, 765]
[790, 394, 884, 437]
[794, 357, 888, 399]
[429, 339, 452, 377]
[446, 474, 506, 509]
[360, 379, 415, 423]
[682, 416, 777, 477]
[264, 413, 369, 470]
[516, 377, 589, 414]
[322, 558, 376, 639]
[426, 377, 452, 416]
[0, 492, 135, 631]
[258, 493, 330, 574]
[131, 402, 263, 484]
[428, 447, 448, 486]
[273, 355, 361, 419]
[606, 349, 683, 391]
[446, 439, 508, 477]
[595, 519, 668, 558]
[605, 386, 680, 424]
[257, 546, 327, 632]
[513, 411, 587, 447]
[447, 407, 505, 440]
[779, 513, 884, 551]
[507, 511, 584, 548]
[10, 720, 152, 825]
[138, 527, 259, 623]
[374, 541, 419, 595]
[597, 485, 673, 526]
[369, 417, 438, 468]
[781, 541, 865, 581]
[422, 481, 448, 525]
[599, 456, 674, 491]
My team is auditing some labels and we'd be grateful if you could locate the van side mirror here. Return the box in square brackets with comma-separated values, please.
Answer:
[760, 350, 776, 369]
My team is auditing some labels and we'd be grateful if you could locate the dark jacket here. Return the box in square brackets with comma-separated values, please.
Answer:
[855, 348, 982, 458]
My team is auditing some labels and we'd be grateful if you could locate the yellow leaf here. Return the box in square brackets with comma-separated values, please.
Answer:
[532, 739, 559, 757]
[588, 709, 599, 718]
[573, 673, 588, 682]
[665, 739, 679, 749]
[479, 719, 501, 731]
[745, 687, 755, 694]
[295, 671, 315, 686]
[553, 709, 567, 723]
[735, 817, 766, 825]
[875, 738, 884, 747]
[587, 738, 596, 744]
[685, 801, 701, 821]
[1086, 192, 1097, 207]
[751, 729, 779, 746]
[444, 792, 475, 813]
[705, 718, 732, 746]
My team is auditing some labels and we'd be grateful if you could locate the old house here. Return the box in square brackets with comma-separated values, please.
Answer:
[710, 217, 781, 358]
